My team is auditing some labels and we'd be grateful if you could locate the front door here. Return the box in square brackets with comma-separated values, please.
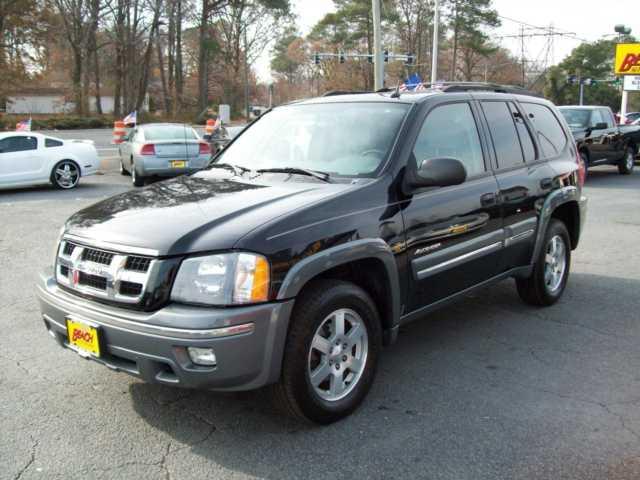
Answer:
[0, 135, 41, 186]
[401, 101, 503, 313]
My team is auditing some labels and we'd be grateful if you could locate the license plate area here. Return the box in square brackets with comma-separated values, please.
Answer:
[66, 318, 101, 358]
[170, 160, 187, 168]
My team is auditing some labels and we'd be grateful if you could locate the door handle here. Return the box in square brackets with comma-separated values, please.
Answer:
[480, 192, 497, 206]
[540, 178, 553, 190]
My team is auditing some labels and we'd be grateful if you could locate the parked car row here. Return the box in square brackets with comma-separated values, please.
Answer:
[38, 83, 588, 424]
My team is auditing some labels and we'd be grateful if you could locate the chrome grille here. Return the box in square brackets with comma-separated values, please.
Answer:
[125, 256, 152, 272]
[82, 248, 114, 265]
[56, 240, 156, 304]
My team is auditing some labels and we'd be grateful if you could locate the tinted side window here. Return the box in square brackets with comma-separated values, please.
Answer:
[590, 109, 604, 127]
[481, 101, 524, 169]
[0, 136, 38, 153]
[602, 108, 615, 128]
[521, 103, 567, 158]
[45, 138, 63, 148]
[511, 102, 536, 163]
[412, 102, 485, 178]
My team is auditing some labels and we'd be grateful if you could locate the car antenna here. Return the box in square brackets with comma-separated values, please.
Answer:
[390, 82, 401, 99]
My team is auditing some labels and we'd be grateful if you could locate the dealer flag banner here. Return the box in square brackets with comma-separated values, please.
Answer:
[615, 43, 640, 75]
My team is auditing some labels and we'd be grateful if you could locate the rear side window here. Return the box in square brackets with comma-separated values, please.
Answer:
[590, 109, 605, 127]
[481, 101, 524, 169]
[412, 102, 485, 178]
[521, 103, 567, 158]
[45, 138, 63, 148]
[511, 103, 536, 163]
[0, 136, 37, 153]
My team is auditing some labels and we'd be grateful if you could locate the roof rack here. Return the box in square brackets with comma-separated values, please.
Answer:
[322, 90, 371, 97]
[434, 82, 542, 97]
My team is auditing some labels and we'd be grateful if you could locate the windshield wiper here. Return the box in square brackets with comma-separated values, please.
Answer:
[208, 162, 251, 175]
[256, 167, 331, 183]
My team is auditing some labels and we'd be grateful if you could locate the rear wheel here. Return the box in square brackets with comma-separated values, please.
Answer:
[270, 280, 382, 424]
[51, 160, 80, 189]
[131, 160, 145, 187]
[516, 219, 571, 306]
[618, 147, 635, 175]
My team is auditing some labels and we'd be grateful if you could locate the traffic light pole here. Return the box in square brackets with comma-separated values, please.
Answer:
[372, 0, 384, 90]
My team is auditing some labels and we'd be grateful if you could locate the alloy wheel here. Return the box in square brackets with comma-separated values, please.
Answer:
[54, 161, 80, 189]
[307, 308, 368, 402]
[544, 235, 567, 293]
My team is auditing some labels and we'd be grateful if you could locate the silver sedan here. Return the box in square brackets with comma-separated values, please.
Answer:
[118, 123, 212, 187]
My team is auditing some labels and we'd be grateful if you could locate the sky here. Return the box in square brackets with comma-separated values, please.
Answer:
[255, 0, 640, 82]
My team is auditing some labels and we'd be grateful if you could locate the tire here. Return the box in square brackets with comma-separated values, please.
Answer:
[131, 160, 145, 187]
[270, 279, 382, 424]
[119, 158, 128, 176]
[618, 147, 635, 175]
[516, 219, 571, 306]
[51, 160, 81, 189]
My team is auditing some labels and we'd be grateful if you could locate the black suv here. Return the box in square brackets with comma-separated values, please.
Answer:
[37, 83, 587, 424]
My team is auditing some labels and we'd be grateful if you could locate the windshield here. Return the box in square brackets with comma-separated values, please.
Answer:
[559, 109, 591, 129]
[143, 125, 198, 141]
[216, 102, 410, 177]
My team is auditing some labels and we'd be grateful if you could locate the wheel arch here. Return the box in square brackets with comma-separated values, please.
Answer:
[276, 239, 401, 345]
[531, 186, 584, 264]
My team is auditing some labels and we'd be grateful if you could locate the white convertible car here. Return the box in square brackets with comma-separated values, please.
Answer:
[0, 132, 99, 190]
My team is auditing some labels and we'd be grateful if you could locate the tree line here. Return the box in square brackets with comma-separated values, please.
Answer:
[2, 0, 637, 118]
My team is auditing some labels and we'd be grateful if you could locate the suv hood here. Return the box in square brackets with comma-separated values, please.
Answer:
[65, 171, 353, 256]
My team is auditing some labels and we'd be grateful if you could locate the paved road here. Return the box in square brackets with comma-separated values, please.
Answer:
[2, 166, 640, 479]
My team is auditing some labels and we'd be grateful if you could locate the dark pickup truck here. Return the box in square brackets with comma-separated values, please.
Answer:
[559, 105, 640, 176]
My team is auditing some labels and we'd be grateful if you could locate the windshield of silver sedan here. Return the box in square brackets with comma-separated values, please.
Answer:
[214, 102, 410, 177]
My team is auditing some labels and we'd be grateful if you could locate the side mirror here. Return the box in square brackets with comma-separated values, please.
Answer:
[592, 122, 608, 130]
[405, 157, 467, 191]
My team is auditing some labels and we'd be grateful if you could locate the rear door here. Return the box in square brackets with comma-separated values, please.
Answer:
[477, 98, 555, 271]
[402, 99, 503, 312]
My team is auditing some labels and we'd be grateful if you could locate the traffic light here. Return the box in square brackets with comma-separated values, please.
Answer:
[567, 75, 578, 85]
[339, 51, 345, 64]
[583, 78, 597, 86]
[313, 53, 320, 65]
[384, 50, 389, 63]
[405, 53, 414, 66]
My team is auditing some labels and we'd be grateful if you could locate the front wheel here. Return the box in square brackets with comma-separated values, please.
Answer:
[516, 219, 571, 306]
[51, 160, 80, 189]
[270, 280, 382, 424]
[618, 147, 635, 175]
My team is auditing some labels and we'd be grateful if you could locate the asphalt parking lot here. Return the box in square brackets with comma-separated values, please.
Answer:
[2, 166, 640, 479]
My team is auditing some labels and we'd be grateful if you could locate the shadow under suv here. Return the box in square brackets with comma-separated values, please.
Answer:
[37, 83, 587, 424]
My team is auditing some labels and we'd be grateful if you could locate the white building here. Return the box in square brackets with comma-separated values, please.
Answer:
[7, 88, 118, 114]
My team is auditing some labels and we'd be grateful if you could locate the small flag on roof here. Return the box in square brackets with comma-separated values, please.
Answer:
[123, 111, 137, 126]
[16, 118, 32, 132]
[399, 73, 423, 92]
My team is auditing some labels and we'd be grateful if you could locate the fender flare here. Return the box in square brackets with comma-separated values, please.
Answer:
[276, 238, 402, 331]
[530, 185, 582, 263]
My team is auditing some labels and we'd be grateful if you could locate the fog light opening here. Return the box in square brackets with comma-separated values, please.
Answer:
[187, 347, 217, 366]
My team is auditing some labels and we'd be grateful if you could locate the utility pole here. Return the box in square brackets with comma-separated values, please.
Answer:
[430, 0, 440, 84]
[244, 27, 250, 120]
[372, 0, 383, 90]
[520, 25, 526, 87]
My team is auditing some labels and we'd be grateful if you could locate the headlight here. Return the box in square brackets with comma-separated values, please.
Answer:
[171, 253, 270, 305]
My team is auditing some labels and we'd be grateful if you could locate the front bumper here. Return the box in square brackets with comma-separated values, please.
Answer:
[36, 269, 294, 391]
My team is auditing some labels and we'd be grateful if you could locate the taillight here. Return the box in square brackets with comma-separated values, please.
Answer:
[140, 144, 155, 155]
[199, 142, 211, 155]
[576, 147, 586, 187]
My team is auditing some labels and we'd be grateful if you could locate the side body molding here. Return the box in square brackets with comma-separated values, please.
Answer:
[276, 238, 402, 332]
[530, 184, 585, 264]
